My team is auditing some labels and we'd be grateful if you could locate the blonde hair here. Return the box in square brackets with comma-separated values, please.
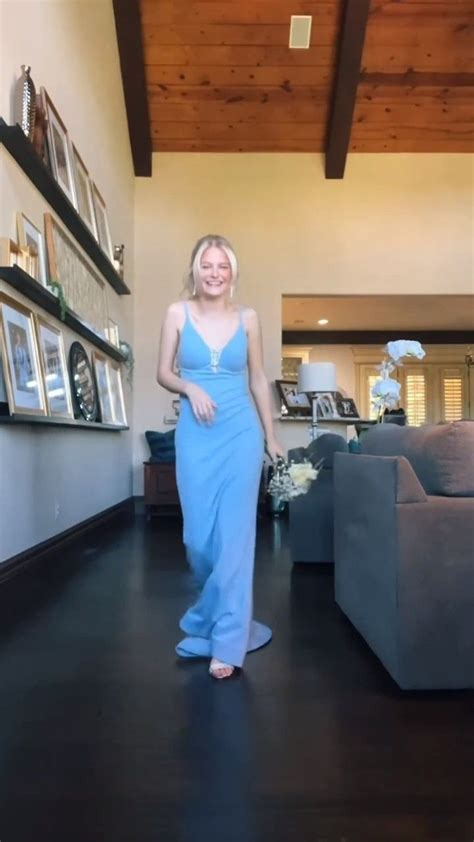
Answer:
[183, 234, 239, 298]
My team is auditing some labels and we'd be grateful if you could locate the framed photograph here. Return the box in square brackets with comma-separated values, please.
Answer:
[275, 379, 311, 417]
[16, 213, 48, 286]
[41, 87, 77, 208]
[71, 145, 99, 239]
[108, 360, 127, 426]
[0, 294, 46, 415]
[335, 396, 360, 419]
[316, 392, 338, 419]
[91, 183, 113, 261]
[35, 315, 73, 418]
[92, 352, 114, 424]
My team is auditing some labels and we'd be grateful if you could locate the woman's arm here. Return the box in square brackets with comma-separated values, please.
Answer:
[156, 303, 217, 423]
[246, 309, 285, 461]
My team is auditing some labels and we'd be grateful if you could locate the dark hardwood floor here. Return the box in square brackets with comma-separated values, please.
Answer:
[0, 513, 472, 842]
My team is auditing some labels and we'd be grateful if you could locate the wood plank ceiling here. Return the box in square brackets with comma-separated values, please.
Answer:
[137, 0, 473, 159]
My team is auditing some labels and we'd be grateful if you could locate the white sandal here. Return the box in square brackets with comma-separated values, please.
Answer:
[209, 657, 235, 679]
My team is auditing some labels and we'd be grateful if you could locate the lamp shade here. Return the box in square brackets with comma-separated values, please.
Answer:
[297, 362, 337, 393]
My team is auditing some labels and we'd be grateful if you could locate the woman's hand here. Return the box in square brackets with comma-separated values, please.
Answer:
[265, 436, 286, 463]
[185, 383, 217, 424]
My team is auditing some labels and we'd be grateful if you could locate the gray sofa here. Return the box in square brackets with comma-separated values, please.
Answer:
[288, 434, 348, 563]
[334, 421, 474, 690]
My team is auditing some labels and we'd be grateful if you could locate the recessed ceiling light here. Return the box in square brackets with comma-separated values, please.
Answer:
[318, 318, 329, 326]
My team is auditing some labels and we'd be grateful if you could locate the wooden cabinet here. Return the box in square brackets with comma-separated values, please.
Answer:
[144, 461, 181, 519]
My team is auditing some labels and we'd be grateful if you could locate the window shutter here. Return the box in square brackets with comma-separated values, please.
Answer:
[404, 372, 427, 427]
[368, 374, 380, 420]
[442, 368, 464, 421]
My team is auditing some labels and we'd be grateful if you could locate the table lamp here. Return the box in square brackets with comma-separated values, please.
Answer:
[297, 362, 337, 440]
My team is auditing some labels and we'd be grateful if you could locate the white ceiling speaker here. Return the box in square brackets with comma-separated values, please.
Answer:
[289, 15, 312, 49]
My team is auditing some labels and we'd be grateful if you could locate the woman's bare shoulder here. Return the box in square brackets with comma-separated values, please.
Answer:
[165, 300, 187, 328]
[240, 306, 259, 329]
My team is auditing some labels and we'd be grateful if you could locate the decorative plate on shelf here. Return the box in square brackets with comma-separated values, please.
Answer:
[68, 341, 98, 422]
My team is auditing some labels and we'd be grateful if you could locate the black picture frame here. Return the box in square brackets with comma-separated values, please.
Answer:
[335, 396, 360, 419]
[275, 379, 311, 417]
[69, 341, 98, 422]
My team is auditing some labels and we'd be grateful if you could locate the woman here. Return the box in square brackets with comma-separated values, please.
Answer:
[157, 234, 284, 679]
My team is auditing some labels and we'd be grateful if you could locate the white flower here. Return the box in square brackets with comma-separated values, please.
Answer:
[371, 377, 401, 409]
[386, 340, 425, 363]
[267, 458, 320, 502]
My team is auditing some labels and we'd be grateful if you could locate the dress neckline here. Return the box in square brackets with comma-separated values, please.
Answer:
[185, 302, 243, 354]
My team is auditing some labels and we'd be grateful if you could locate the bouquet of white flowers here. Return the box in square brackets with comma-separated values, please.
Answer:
[267, 457, 322, 502]
[371, 339, 426, 419]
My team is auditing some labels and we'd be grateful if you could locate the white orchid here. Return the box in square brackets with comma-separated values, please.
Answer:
[386, 340, 426, 364]
[371, 339, 426, 418]
[371, 377, 401, 409]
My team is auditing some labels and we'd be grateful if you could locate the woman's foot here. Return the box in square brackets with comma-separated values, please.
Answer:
[209, 657, 235, 679]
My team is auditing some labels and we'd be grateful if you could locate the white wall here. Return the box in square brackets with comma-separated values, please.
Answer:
[133, 152, 473, 493]
[0, 1, 135, 562]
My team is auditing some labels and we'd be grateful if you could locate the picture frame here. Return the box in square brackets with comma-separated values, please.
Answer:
[71, 144, 99, 240]
[68, 341, 98, 422]
[275, 379, 311, 417]
[0, 238, 22, 269]
[0, 293, 47, 415]
[91, 183, 113, 261]
[92, 351, 114, 424]
[106, 318, 119, 348]
[41, 87, 77, 209]
[316, 392, 339, 420]
[334, 396, 360, 419]
[34, 315, 73, 418]
[44, 213, 108, 338]
[16, 212, 48, 286]
[108, 360, 127, 426]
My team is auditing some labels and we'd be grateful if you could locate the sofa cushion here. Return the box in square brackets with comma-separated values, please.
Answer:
[361, 421, 474, 497]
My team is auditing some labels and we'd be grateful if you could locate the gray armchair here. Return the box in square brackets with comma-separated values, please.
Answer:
[334, 422, 474, 690]
[288, 433, 348, 563]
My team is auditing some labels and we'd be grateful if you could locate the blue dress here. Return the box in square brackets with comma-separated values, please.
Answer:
[174, 302, 272, 667]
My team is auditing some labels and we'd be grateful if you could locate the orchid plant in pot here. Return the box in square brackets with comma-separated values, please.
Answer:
[371, 340, 426, 421]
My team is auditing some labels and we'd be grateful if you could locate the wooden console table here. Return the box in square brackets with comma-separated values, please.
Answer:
[144, 461, 181, 519]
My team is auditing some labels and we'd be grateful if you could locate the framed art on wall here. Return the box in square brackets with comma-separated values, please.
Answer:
[0, 294, 46, 415]
[41, 87, 77, 208]
[91, 183, 113, 261]
[108, 360, 127, 426]
[16, 212, 48, 286]
[71, 144, 99, 240]
[92, 351, 114, 424]
[44, 213, 108, 338]
[68, 341, 98, 422]
[35, 315, 73, 419]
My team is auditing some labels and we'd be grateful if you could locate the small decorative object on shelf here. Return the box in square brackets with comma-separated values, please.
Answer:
[13, 65, 36, 141]
[113, 244, 124, 279]
[68, 341, 98, 422]
[119, 340, 134, 388]
[267, 457, 321, 503]
[48, 279, 68, 321]
[371, 340, 426, 421]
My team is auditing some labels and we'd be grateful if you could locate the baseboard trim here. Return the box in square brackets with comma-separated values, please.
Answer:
[0, 497, 134, 585]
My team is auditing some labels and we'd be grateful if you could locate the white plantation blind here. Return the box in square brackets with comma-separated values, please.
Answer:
[442, 368, 464, 421]
[403, 372, 427, 426]
[368, 374, 380, 420]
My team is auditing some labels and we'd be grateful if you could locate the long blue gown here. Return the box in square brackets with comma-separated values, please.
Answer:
[174, 302, 272, 667]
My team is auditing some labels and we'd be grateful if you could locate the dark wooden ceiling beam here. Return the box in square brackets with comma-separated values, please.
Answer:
[113, 0, 152, 177]
[282, 330, 474, 345]
[325, 0, 370, 179]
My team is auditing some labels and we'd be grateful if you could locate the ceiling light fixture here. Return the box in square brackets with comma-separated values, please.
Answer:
[289, 15, 312, 49]
[318, 319, 329, 326]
